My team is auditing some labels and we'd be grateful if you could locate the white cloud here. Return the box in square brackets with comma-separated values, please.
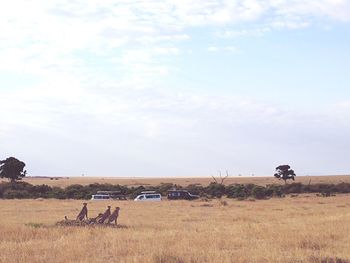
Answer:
[153, 47, 180, 55]
[217, 27, 272, 38]
[2, 82, 350, 176]
[207, 46, 238, 53]
[1, 0, 349, 86]
[207, 46, 220, 52]
[269, 0, 350, 22]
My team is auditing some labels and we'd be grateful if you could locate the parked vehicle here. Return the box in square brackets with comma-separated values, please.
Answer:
[91, 191, 127, 200]
[134, 191, 162, 201]
[91, 194, 111, 200]
[167, 190, 199, 200]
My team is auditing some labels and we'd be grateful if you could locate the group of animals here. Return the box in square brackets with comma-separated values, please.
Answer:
[69, 203, 120, 225]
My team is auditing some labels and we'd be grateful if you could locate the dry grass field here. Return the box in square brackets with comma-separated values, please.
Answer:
[1, 195, 350, 263]
[10, 175, 350, 188]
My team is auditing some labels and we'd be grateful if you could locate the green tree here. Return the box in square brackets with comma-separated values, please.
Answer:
[0, 157, 27, 183]
[274, 164, 296, 184]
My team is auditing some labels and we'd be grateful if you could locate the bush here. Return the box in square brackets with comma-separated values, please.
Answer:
[29, 184, 52, 198]
[251, 186, 267, 199]
[48, 187, 66, 199]
[205, 183, 225, 198]
[65, 184, 89, 199]
[226, 184, 249, 199]
[0, 182, 11, 198]
[1, 181, 350, 200]
[3, 189, 31, 199]
[334, 183, 350, 193]
[283, 183, 304, 194]
[265, 185, 283, 197]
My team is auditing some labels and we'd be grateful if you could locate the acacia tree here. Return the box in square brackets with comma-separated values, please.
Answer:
[0, 157, 27, 183]
[211, 170, 229, 185]
[274, 165, 296, 184]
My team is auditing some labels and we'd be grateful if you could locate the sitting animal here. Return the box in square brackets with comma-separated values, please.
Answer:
[98, 206, 111, 224]
[107, 207, 120, 225]
[76, 203, 88, 221]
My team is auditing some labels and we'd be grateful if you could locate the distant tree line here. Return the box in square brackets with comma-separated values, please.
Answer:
[0, 157, 347, 199]
[1, 181, 350, 200]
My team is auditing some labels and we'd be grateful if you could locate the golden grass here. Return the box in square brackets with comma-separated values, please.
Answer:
[6, 175, 350, 188]
[1, 195, 350, 262]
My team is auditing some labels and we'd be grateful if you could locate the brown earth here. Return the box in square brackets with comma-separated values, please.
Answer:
[5, 175, 350, 188]
[1, 196, 350, 262]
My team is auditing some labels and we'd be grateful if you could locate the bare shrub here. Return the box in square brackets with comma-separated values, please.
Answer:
[200, 203, 214, 207]
[299, 239, 324, 250]
[153, 253, 185, 263]
[25, 222, 45, 228]
[220, 200, 228, 206]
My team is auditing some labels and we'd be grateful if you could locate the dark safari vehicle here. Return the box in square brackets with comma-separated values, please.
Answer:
[167, 190, 199, 200]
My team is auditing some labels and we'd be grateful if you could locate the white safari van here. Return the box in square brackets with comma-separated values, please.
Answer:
[91, 194, 111, 200]
[134, 191, 162, 201]
[91, 191, 127, 201]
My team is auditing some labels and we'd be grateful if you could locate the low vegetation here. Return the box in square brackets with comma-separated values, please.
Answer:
[1, 181, 350, 200]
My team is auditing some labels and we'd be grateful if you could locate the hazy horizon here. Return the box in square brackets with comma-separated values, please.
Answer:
[1, 1, 350, 177]
[23, 174, 350, 179]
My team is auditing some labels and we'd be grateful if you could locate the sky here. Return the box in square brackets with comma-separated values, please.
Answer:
[1, 0, 350, 177]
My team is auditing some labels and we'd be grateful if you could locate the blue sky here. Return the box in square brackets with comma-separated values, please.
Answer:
[1, 0, 350, 177]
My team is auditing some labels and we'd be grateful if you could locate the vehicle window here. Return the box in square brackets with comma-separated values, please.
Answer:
[142, 194, 161, 199]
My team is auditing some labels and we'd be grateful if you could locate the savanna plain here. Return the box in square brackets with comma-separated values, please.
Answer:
[1, 177, 350, 263]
